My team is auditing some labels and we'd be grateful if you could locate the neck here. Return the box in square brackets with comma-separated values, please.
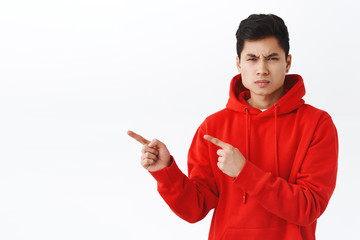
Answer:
[247, 87, 284, 110]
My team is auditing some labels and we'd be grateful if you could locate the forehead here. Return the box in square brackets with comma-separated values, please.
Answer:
[241, 36, 285, 56]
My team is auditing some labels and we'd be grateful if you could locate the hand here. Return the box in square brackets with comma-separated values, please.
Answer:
[127, 130, 171, 172]
[204, 135, 246, 178]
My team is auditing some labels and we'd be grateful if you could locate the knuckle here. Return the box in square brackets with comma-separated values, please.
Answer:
[142, 158, 153, 166]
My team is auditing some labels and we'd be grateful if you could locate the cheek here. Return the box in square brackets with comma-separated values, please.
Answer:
[274, 62, 288, 72]
[240, 65, 253, 78]
[239, 65, 252, 87]
[241, 75, 252, 89]
[238, 62, 251, 75]
[269, 64, 287, 76]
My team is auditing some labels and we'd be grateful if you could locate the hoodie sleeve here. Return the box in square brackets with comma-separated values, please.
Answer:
[233, 114, 338, 226]
[149, 126, 219, 223]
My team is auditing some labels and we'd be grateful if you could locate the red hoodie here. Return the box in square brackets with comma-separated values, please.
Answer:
[150, 74, 338, 240]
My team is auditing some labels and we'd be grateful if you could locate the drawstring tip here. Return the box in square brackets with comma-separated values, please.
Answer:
[243, 193, 247, 204]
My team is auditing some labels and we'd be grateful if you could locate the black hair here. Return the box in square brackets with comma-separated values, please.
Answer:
[236, 14, 289, 58]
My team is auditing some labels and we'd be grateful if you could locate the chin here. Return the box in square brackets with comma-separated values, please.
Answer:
[252, 89, 274, 96]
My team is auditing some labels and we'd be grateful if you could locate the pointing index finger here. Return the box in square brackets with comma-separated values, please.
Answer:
[127, 130, 150, 145]
[203, 135, 230, 149]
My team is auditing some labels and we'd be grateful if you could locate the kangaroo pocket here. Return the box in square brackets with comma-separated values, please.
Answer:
[221, 224, 301, 240]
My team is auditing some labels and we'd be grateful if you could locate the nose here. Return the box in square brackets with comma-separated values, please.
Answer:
[256, 59, 269, 76]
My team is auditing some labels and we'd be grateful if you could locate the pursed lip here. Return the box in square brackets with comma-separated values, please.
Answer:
[254, 79, 270, 87]
[255, 79, 270, 83]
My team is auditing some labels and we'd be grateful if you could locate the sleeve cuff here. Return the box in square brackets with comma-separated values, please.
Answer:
[233, 160, 271, 196]
[149, 156, 184, 184]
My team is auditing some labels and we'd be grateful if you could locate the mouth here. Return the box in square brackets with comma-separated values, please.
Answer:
[255, 80, 270, 87]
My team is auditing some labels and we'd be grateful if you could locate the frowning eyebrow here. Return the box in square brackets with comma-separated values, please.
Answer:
[246, 53, 280, 58]
[266, 53, 280, 58]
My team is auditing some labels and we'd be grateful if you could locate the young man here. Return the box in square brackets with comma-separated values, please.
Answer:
[128, 14, 338, 240]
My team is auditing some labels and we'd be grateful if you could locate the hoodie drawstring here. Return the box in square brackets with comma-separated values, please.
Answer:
[274, 103, 279, 176]
[243, 107, 250, 204]
[245, 107, 250, 161]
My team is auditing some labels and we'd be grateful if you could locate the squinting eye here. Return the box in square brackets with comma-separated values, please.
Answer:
[268, 58, 279, 61]
[247, 58, 256, 61]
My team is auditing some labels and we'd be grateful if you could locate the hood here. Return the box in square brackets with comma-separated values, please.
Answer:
[226, 74, 305, 116]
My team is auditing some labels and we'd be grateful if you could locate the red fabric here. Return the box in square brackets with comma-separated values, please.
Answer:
[150, 74, 338, 240]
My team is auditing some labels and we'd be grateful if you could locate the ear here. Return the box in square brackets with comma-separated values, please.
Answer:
[286, 54, 292, 73]
[236, 56, 241, 73]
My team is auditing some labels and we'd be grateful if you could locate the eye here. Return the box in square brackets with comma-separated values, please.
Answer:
[268, 57, 279, 61]
[247, 58, 256, 61]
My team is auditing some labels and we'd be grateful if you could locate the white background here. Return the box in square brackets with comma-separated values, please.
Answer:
[0, 0, 359, 239]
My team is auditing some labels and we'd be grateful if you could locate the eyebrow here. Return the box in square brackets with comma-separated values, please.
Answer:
[246, 53, 280, 58]
[266, 53, 280, 58]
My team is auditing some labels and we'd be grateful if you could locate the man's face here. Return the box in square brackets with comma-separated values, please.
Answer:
[236, 36, 292, 100]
